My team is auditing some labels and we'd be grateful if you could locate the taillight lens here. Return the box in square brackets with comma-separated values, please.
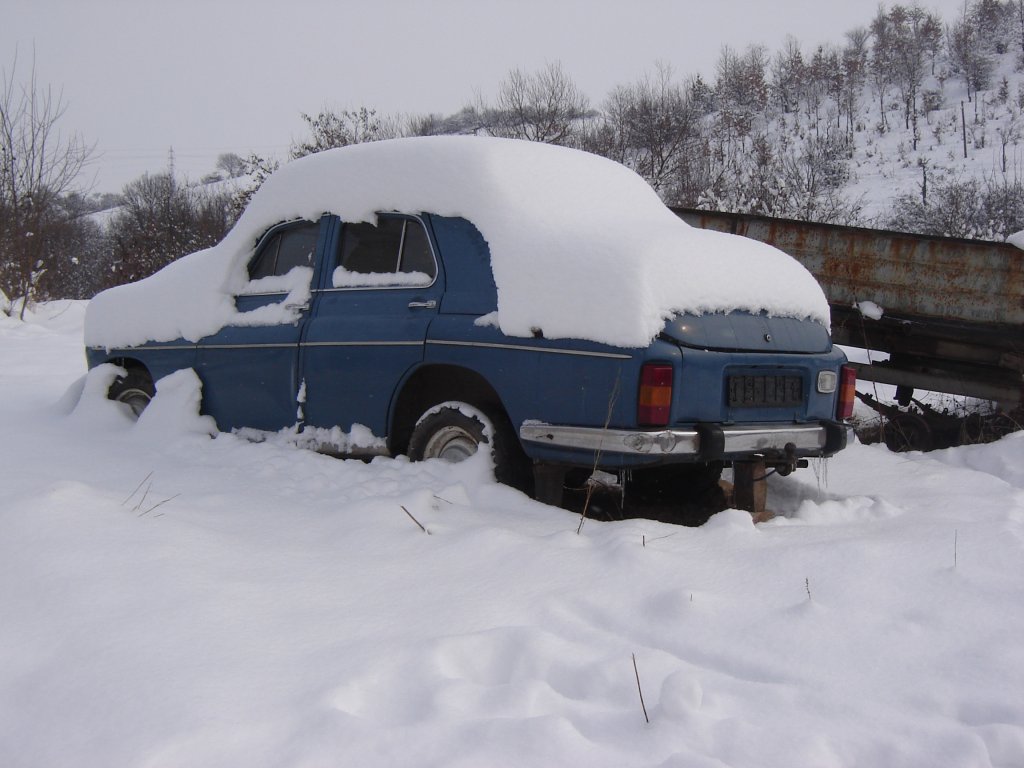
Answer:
[837, 365, 857, 420]
[638, 363, 673, 426]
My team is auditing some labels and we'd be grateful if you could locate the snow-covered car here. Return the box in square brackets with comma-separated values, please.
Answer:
[85, 136, 854, 507]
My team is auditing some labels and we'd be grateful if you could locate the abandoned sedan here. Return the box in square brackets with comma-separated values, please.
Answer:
[85, 137, 853, 509]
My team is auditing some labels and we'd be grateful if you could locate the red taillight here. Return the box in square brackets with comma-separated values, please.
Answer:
[837, 365, 857, 420]
[638, 363, 673, 426]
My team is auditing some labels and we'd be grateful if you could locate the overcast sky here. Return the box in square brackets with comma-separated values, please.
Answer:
[4, 0, 970, 194]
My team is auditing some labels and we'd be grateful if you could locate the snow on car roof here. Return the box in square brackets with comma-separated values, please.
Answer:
[85, 136, 829, 349]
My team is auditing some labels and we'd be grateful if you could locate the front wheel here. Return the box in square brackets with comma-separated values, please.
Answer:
[108, 368, 154, 419]
[407, 402, 532, 493]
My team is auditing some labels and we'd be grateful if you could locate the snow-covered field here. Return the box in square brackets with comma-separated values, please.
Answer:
[3, 302, 1023, 768]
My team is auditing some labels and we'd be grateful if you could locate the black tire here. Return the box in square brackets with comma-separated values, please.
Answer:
[108, 368, 154, 419]
[627, 462, 724, 504]
[408, 403, 532, 493]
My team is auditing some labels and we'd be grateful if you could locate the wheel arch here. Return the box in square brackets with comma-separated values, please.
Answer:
[389, 364, 510, 456]
[107, 355, 153, 382]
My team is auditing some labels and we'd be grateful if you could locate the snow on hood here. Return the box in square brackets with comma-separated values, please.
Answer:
[85, 136, 830, 349]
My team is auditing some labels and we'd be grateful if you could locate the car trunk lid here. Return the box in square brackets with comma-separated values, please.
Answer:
[661, 311, 831, 354]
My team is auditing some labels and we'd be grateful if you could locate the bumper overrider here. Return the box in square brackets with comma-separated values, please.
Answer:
[519, 421, 850, 461]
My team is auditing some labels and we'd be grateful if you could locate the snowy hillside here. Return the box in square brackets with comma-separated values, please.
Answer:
[3, 305, 1023, 767]
[683, 13, 1024, 237]
[846, 46, 1024, 223]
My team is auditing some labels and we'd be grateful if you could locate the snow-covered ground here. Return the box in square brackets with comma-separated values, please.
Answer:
[3, 302, 1023, 768]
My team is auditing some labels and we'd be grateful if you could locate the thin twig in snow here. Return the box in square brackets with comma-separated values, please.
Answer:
[632, 653, 650, 724]
[401, 505, 429, 534]
[138, 494, 180, 517]
[122, 471, 154, 506]
[578, 374, 621, 534]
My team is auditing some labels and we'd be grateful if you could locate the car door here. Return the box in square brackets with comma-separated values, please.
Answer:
[196, 217, 328, 432]
[300, 214, 443, 439]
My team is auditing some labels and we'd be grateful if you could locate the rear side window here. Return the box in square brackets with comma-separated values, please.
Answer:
[333, 216, 436, 288]
[249, 221, 320, 280]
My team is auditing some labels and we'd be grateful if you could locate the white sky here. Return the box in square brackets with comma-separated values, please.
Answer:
[4, 0, 971, 194]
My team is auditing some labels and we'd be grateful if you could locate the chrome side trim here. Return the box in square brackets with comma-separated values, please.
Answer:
[198, 343, 295, 350]
[90, 344, 196, 352]
[429, 339, 632, 360]
[302, 340, 422, 348]
[520, 424, 701, 455]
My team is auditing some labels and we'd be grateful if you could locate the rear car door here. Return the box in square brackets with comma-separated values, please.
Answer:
[300, 214, 443, 438]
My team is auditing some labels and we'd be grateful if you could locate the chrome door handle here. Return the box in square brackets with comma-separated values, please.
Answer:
[408, 300, 437, 309]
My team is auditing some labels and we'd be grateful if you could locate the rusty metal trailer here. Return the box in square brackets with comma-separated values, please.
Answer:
[674, 207, 1024, 450]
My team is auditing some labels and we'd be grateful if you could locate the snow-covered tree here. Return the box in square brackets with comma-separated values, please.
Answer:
[107, 172, 232, 285]
[0, 52, 92, 315]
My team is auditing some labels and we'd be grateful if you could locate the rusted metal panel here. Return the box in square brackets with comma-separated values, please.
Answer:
[674, 208, 1024, 327]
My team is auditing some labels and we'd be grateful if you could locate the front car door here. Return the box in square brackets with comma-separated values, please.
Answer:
[196, 217, 328, 432]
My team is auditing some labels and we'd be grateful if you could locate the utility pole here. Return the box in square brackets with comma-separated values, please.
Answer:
[961, 101, 968, 158]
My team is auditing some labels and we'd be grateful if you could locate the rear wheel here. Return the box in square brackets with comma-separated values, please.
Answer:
[408, 402, 532, 493]
[108, 369, 154, 419]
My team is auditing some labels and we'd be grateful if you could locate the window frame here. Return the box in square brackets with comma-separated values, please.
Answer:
[325, 213, 439, 292]
[244, 218, 321, 289]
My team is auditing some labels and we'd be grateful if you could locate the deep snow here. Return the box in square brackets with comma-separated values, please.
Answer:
[3, 303, 1024, 768]
[84, 136, 829, 350]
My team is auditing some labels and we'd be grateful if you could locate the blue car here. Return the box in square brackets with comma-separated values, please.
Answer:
[85, 137, 853, 509]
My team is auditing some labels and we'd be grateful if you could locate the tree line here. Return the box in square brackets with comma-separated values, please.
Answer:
[4, 0, 1024, 312]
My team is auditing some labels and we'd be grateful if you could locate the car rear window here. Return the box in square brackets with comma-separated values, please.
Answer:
[334, 216, 436, 287]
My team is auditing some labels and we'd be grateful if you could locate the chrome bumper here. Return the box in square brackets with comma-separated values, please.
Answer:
[519, 422, 834, 458]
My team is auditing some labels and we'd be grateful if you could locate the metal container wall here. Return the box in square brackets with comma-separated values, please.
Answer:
[674, 208, 1024, 328]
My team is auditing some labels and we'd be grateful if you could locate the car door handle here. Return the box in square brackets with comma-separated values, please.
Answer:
[284, 302, 310, 311]
[408, 300, 437, 309]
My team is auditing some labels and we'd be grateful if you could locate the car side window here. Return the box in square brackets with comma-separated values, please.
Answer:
[248, 221, 320, 280]
[333, 216, 436, 288]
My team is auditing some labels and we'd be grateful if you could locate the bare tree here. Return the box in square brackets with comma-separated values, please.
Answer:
[215, 152, 247, 179]
[597, 63, 700, 197]
[0, 51, 92, 316]
[1017, 0, 1024, 68]
[869, 7, 895, 131]
[108, 172, 232, 284]
[486, 62, 592, 145]
[996, 107, 1022, 172]
[290, 106, 401, 158]
[403, 107, 483, 137]
[771, 36, 806, 116]
[842, 27, 870, 135]
[948, 7, 994, 103]
[715, 44, 769, 140]
[887, 174, 1024, 239]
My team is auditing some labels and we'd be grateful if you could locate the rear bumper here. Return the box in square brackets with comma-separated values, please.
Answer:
[519, 420, 849, 461]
